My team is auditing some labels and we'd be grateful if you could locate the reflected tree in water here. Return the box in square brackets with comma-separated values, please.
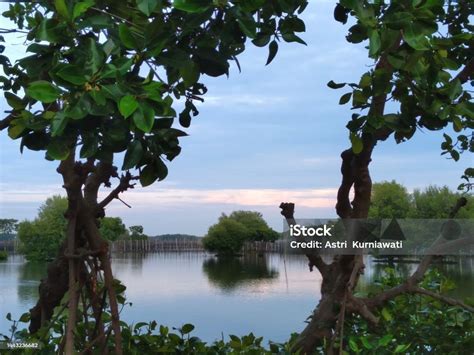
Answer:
[202, 255, 279, 292]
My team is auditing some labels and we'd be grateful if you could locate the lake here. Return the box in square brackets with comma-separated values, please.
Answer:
[1, 253, 473, 343]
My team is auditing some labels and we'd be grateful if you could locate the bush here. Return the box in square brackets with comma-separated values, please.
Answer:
[203, 211, 280, 255]
[0, 251, 7, 261]
[202, 218, 249, 256]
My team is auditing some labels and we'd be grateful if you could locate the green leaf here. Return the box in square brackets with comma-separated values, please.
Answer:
[80, 135, 99, 158]
[360, 337, 372, 349]
[51, 112, 68, 137]
[54, 0, 70, 20]
[85, 38, 105, 74]
[181, 323, 195, 334]
[47, 139, 70, 160]
[348, 338, 359, 352]
[137, 0, 159, 16]
[56, 65, 87, 85]
[237, 14, 257, 38]
[394, 344, 410, 353]
[266, 40, 278, 65]
[5, 92, 26, 109]
[180, 62, 200, 87]
[8, 120, 25, 139]
[281, 33, 307, 45]
[73, 0, 94, 19]
[350, 132, 363, 154]
[133, 105, 155, 133]
[378, 334, 393, 347]
[140, 159, 168, 186]
[369, 30, 381, 57]
[381, 307, 393, 321]
[403, 23, 430, 50]
[119, 24, 137, 49]
[339, 92, 352, 105]
[173, 0, 211, 13]
[26, 81, 61, 103]
[119, 95, 139, 118]
[327, 80, 346, 89]
[122, 140, 144, 170]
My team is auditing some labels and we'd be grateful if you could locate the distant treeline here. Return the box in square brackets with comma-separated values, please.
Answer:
[150, 234, 201, 241]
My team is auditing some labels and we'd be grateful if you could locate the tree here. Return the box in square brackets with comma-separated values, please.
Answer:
[280, 1, 474, 352]
[203, 211, 280, 255]
[18, 195, 68, 261]
[0, 218, 18, 240]
[368, 180, 412, 218]
[99, 217, 127, 242]
[228, 211, 280, 242]
[0, 1, 307, 352]
[203, 216, 249, 256]
[129, 225, 148, 240]
[17, 196, 126, 260]
[411, 185, 474, 219]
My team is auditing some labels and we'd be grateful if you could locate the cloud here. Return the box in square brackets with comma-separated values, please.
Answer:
[0, 184, 337, 209]
[201, 94, 289, 108]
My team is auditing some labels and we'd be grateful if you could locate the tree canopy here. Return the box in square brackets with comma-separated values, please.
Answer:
[0, 0, 308, 186]
[369, 181, 474, 219]
[203, 210, 279, 255]
[17, 195, 133, 260]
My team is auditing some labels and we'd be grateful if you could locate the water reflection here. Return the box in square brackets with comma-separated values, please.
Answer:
[1, 253, 473, 342]
[202, 254, 279, 292]
[17, 262, 46, 304]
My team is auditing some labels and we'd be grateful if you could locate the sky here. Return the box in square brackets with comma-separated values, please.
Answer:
[0, 1, 471, 235]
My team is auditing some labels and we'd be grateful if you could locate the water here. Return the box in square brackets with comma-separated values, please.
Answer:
[1, 253, 473, 343]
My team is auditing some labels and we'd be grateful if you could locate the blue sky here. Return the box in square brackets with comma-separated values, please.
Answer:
[0, 1, 471, 235]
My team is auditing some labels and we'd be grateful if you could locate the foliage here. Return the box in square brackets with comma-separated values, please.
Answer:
[129, 225, 148, 240]
[0, 0, 308, 187]
[1, 268, 471, 354]
[202, 217, 248, 256]
[202, 255, 278, 291]
[99, 216, 127, 241]
[152, 234, 199, 240]
[17, 195, 68, 261]
[369, 181, 412, 218]
[411, 185, 474, 219]
[330, 0, 474, 190]
[17, 195, 134, 260]
[228, 211, 280, 242]
[344, 268, 474, 355]
[0, 251, 7, 261]
[369, 181, 474, 219]
[203, 211, 279, 255]
[0, 218, 18, 234]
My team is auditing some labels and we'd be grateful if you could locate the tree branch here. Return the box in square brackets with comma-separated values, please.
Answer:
[0, 114, 14, 131]
[455, 57, 474, 84]
[98, 172, 138, 209]
[279, 202, 329, 276]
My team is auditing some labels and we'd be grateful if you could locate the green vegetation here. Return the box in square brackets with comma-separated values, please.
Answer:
[345, 269, 474, 354]
[369, 182, 474, 219]
[128, 225, 148, 240]
[17, 196, 136, 261]
[203, 211, 279, 256]
[0, 219, 17, 241]
[0, 0, 307, 350]
[99, 217, 127, 242]
[152, 234, 199, 241]
[17, 196, 68, 261]
[0, 251, 7, 261]
[2, 268, 471, 354]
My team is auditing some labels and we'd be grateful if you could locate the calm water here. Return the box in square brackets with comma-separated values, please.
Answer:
[1, 253, 473, 343]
